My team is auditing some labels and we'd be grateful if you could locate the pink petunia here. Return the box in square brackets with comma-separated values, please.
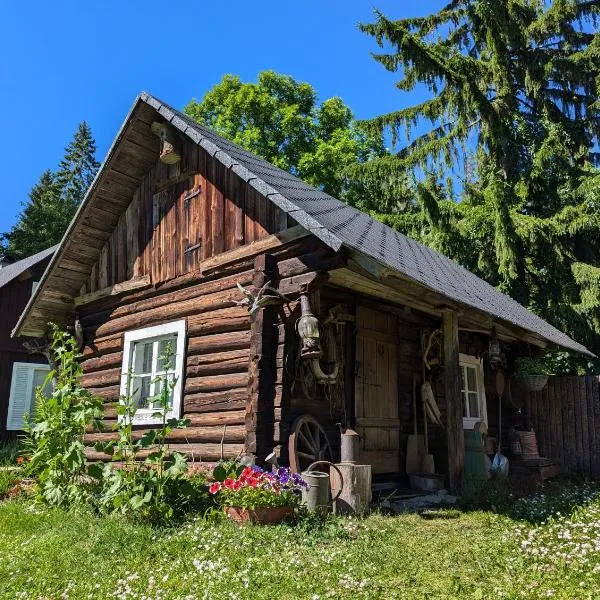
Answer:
[224, 478, 235, 489]
[209, 482, 221, 495]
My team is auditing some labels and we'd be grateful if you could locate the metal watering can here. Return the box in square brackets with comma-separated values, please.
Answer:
[301, 461, 343, 512]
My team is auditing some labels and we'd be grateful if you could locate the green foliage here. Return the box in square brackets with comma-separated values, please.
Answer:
[0, 440, 21, 464]
[515, 355, 552, 377]
[23, 326, 104, 508]
[2, 122, 99, 260]
[94, 343, 194, 523]
[360, 2, 600, 368]
[184, 70, 393, 211]
[2, 482, 600, 599]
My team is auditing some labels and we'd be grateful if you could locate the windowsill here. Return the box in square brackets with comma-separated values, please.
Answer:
[463, 418, 486, 430]
[122, 410, 177, 426]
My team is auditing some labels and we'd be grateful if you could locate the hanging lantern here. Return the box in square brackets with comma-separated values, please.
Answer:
[296, 294, 322, 359]
[489, 326, 503, 367]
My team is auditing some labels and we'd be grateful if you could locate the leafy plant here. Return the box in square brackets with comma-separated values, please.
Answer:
[93, 342, 191, 523]
[515, 356, 552, 377]
[209, 464, 308, 510]
[23, 326, 104, 508]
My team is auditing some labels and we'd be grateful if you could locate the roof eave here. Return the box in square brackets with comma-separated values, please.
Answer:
[13, 94, 148, 338]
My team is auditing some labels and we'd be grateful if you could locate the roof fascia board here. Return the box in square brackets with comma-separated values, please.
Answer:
[13, 95, 147, 337]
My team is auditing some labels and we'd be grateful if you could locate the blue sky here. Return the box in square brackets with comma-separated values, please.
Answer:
[0, 0, 445, 233]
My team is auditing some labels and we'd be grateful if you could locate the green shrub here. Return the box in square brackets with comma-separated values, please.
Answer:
[23, 326, 104, 508]
[92, 342, 193, 523]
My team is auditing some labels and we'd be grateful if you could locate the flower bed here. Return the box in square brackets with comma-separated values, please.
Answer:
[209, 465, 308, 523]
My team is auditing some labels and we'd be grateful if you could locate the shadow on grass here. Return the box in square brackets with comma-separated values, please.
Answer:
[456, 476, 600, 524]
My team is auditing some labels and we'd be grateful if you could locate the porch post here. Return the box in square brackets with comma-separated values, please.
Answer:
[442, 309, 464, 495]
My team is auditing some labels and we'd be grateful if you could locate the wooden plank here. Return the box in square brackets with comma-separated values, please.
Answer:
[184, 389, 248, 414]
[579, 376, 591, 476]
[570, 377, 582, 473]
[552, 378, 563, 468]
[592, 376, 600, 477]
[212, 161, 225, 255]
[586, 376, 598, 477]
[85, 425, 245, 444]
[566, 377, 576, 473]
[85, 443, 245, 462]
[198, 225, 308, 274]
[187, 330, 251, 356]
[75, 275, 152, 307]
[202, 169, 213, 259]
[443, 309, 464, 494]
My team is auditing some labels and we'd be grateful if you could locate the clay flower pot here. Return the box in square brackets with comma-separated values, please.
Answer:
[226, 506, 293, 524]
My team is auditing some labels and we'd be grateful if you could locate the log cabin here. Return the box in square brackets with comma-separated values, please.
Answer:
[13, 93, 593, 493]
[0, 246, 55, 440]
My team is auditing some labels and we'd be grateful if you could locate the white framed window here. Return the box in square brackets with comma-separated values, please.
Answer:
[7, 362, 52, 430]
[120, 320, 186, 425]
[459, 353, 487, 430]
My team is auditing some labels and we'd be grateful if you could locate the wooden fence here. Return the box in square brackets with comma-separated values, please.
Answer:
[524, 376, 600, 478]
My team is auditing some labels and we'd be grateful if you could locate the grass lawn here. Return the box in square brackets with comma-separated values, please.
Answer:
[1, 483, 599, 600]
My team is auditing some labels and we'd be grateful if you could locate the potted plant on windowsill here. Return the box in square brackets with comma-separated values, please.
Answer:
[209, 464, 308, 524]
[516, 356, 550, 392]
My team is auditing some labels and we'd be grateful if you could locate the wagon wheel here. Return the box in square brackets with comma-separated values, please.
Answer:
[288, 414, 333, 473]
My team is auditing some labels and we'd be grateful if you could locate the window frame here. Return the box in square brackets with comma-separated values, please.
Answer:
[120, 320, 187, 426]
[459, 353, 488, 430]
[6, 362, 51, 430]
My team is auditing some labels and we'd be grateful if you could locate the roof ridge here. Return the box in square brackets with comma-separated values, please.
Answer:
[0, 245, 57, 290]
[138, 92, 590, 355]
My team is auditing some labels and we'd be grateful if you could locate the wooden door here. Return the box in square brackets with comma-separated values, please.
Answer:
[354, 307, 401, 474]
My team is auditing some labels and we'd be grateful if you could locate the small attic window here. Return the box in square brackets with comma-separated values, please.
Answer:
[120, 320, 186, 425]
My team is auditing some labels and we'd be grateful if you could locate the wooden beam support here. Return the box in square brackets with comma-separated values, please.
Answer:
[74, 275, 152, 307]
[443, 309, 464, 495]
[245, 253, 279, 460]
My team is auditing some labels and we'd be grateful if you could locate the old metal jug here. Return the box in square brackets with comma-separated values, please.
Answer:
[339, 425, 360, 464]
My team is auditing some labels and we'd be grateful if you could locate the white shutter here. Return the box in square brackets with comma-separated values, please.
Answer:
[6, 364, 34, 430]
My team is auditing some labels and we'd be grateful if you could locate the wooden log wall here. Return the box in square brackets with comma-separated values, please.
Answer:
[523, 376, 600, 478]
[78, 221, 338, 463]
[79, 265, 253, 462]
[81, 136, 287, 295]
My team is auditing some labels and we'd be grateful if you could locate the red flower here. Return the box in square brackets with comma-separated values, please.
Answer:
[233, 480, 242, 491]
[247, 477, 259, 488]
[16, 456, 24, 465]
[224, 478, 236, 490]
[241, 466, 253, 478]
[209, 482, 221, 495]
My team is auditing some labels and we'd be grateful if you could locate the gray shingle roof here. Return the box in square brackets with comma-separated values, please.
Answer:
[142, 93, 592, 356]
[0, 246, 57, 290]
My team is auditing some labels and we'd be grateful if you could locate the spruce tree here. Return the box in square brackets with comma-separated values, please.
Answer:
[360, 1, 600, 367]
[2, 123, 100, 261]
[55, 121, 100, 213]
